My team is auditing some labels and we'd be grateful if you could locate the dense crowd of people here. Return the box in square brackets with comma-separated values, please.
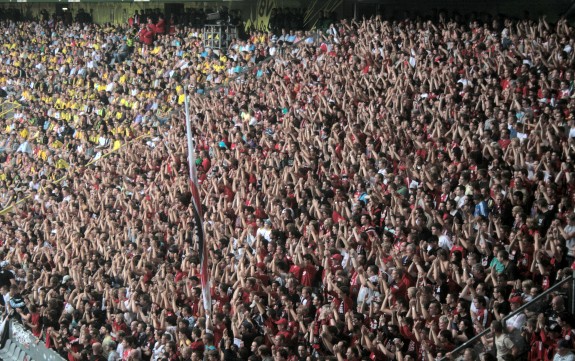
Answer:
[0, 9, 574, 361]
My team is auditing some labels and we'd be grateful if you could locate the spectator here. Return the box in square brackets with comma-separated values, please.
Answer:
[555, 339, 575, 361]
[492, 320, 518, 361]
[0, 11, 575, 361]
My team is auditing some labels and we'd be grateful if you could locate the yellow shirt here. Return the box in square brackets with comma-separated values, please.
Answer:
[54, 98, 64, 110]
[19, 128, 28, 139]
[55, 159, 69, 169]
[50, 140, 63, 149]
[37, 150, 47, 161]
[21, 90, 31, 101]
[74, 131, 84, 140]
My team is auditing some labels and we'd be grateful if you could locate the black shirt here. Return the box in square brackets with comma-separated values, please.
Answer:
[0, 269, 15, 289]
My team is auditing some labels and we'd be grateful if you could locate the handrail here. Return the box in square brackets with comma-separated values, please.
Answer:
[0, 28, 326, 215]
[0, 101, 21, 119]
[7, 319, 66, 361]
[441, 272, 574, 360]
[0, 133, 151, 216]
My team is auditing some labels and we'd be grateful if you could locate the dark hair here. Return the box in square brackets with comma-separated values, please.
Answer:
[491, 320, 503, 333]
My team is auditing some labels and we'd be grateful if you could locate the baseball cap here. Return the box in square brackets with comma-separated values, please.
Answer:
[508, 296, 522, 304]
[274, 318, 288, 326]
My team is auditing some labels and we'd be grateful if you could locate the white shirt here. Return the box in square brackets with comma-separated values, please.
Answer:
[506, 312, 526, 332]
[152, 342, 165, 361]
[115, 343, 124, 360]
[2, 291, 10, 307]
[438, 234, 453, 250]
[565, 224, 575, 256]
[98, 136, 109, 147]
[256, 227, 271, 241]
[554, 352, 575, 361]
[357, 275, 378, 305]
[16, 141, 31, 154]
[106, 82, 115, 92]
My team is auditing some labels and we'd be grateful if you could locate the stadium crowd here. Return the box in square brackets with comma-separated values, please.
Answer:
[0, 9, 574, 361]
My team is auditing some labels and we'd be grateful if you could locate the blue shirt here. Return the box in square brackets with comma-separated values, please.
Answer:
[474, 200, 489, 218]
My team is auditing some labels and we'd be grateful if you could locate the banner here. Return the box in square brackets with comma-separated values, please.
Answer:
[184, 95, 212, 330]
[244, 0, 276, 32]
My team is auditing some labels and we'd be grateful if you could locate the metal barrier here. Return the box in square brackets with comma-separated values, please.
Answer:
[442, 272, 575, 360]
[0, 319, 65, 361]
[0, 101, 21, 120]
[0, 133, 151, 216]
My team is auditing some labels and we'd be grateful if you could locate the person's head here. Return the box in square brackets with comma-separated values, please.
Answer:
[463, 347, 477, 361]
[92, 343, 103, 356]
[258, 345, 272, 357]
[473, 296, 487, 310]
[438, 315, 449, 330]
[105, 341, 116, 353]
[207, 350, 219, 361]
[521, 280, 533, 294]
[122, 335, 135, 349]
[557, 339, 572, 356]
[497, 250, 509, 263]
[391, 268, 403, 282]
[427, 301, 440, 316]
[466, 252, 478, 266]
[115, 312, 124, 323]
[345, 346, 360, 360]
[491, 320, 504, 334]
[202, 333, 214, 346]
[552, 296, 565, 312]
[161, 333, 172, 344]
[165, 341, 177, 355]
[438, 329, 452, 344]
[475, 283, 487, 296]
[509, 295, 522, 310]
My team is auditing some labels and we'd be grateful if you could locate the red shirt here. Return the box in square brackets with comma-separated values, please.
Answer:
[112, 320, 128, 334]
[390, 274, 412, 300]
[300, 264, 317, 287]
